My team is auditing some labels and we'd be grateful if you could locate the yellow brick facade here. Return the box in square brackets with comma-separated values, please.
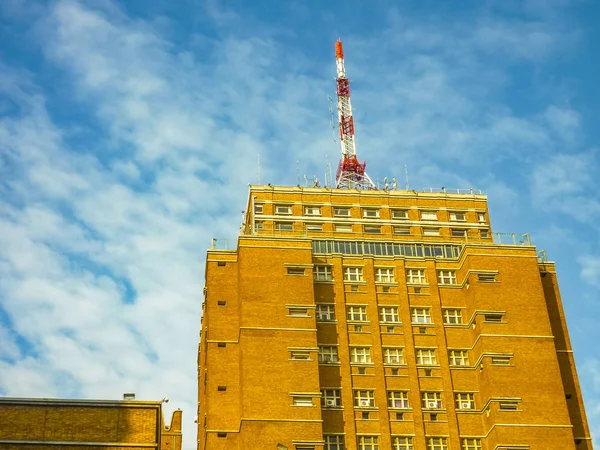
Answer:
[199, 185, 592, 450]
[0, 398, 182, 450]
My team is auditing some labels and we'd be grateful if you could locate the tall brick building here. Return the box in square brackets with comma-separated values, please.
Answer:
[198, 185, 592, 449]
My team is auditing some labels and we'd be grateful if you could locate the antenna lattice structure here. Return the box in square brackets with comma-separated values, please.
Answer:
[334, 40, 375, 190]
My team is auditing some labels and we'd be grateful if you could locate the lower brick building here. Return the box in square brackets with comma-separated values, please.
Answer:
[0, 397, 182, 450]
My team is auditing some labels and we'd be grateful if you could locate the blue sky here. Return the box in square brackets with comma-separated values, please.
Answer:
[1, 0, 600, 447]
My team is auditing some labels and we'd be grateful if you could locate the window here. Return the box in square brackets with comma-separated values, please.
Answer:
[477, 213, 486, 223]
[406, 269, 426, 284]
[456, 393, 475, 410]
[324, 435, 344, 450]
[334, 207, 351, 217]
[292, 396, 313, 407]
[321, 389, 341, 407]
[427, 438, 448, 450]
[255, 221, 263, 231]
[318, 346, 339, 363]
[217, 385, 227, 391]
[375, 268, 395, 283]
[450, 212, 467, 222]
[275, 205, 292, 215]
[217, 300, 226, 306]
[383, 348, 404, 365]
[421, 211, 438, 221]
[363, 209, 379, 218]
[276, 222, 293, 231]
[254, 203, 263, 214]
[392, 437, 413, 450]
[461, 439, 482, 450]
[379, 307, 400, 323]
[305, 206, 321, 216]
[422, 392, 442, 409]
[316, 304, 335, 321]
[480, 229, 489, 238]
[451, 229, 466, 237]
[306, 223, 323, 231]
[347, 306, 368, 322]
[364, 225, 381, 234]
[411, 308, 431, 323]
[437, 270, 457, 285]
[499, 401, 519, 410]
[290, 350, 310, 360]
[217, 432, 227, 438]
[335, 224, 353, 232]
[344, 267, 363, 281]
[394, 226, 411, 235]
[357, 436, 379, 450]
[288, 307, 309, 317]
[443, 309, 463, 324]
[388, 391, 409, 409]
[478, 273, 497, 282]
[423, 228, 440, 236]
[313, 266, 332, 282]
[491, 356, 511, 365]
[350, 347, 372, 364]
[287, 267, 305, 275]
[416, 349, 437, 365]
[484, 314, 503, 323]
[449, 350, 469, 366]
[354, 391, 375, 408]
[392, 209, 409, 220]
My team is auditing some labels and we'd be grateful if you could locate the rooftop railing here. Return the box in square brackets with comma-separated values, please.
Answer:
[421, 188, 483, 195]
[492, 232, 531, 246]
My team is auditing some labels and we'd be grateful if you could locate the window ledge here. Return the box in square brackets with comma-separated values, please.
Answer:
[379, 321, 402, 325]
[343, 281, 367, 285]
[316, 320, 338, 324]
[313, 280, 335, 284]
[375, 282, 398, 286]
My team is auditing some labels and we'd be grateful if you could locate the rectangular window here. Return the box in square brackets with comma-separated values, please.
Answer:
[437, 270, 457, 285]
[335, 223, 353, 232]
[461, 439, 482, 450]
[316, 304, 336, 321]
[394, 226, 411, 235]
[427, 438, 448, 450]
[350, 347, 372, 364]
[499, 401, 519, 410]
[383, 348, 404, 365]
[305, 206, 321, 216]
[451, 229, 467, 237]
[364, 225, 381, 234]
[290, 350, 310, 360]
[375, 268, 395, 283]
[357, 436, 379, 450]
[334, 208, 351, 217]
[455, 393, 475, 410]
[318, 346, 339, 363]
[406, 269, 426, 284]
[416, 349, 437, 365]
[363, 209, 379, 218]
[392, 437, 413, 450]
[288, 307, 309, 317]
[478, 273, 497, 282]
[354, 391, 375, 408]
[421, 211, 438, 221]
[321, 389, 341, 408]
[344, 267, 363, 281]
[255, 221, 264, 231]
[379, 307, 400, 323]
[443, 309, 463, 324]
[484, 314, 503, 323]
[422, 392, 442, 409]
[411, 308, 431, 324]
[392, 209, 409, 220]
[449, 350, 469, 366]
[254, 204, 263, 214]
[275, 205, 292, 215]
[450, 212, 466, 222]
[292, 396, 313, 407]
[347, 306, 368, 322]
[388, 391, 409, 409]
[324, 435, 344, 450]
[287, 267, 305, 275]
[276, 222, 293, 231]
[477, 213, 486, 223]
[423, 228, 440, 236]
[313, 266, 332, 282]
[480, 229, 489, 238]
[491, 356, 511, 365]
[306, 223, 323, 231]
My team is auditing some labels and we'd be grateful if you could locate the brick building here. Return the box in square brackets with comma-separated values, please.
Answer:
[0, 397, 182, 450]
[198, 185, 593, 449]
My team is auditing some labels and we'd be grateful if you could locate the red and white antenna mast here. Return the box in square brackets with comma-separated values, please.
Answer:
[334, 40, 375, 190]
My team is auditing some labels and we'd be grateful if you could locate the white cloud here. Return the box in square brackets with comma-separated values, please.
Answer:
[579, 256, 600, 288]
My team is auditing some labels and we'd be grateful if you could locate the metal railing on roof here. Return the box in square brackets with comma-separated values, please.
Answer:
[210, 238, 236, 250]
[421, 188, 483, 195]
[492, 233, 531, 246]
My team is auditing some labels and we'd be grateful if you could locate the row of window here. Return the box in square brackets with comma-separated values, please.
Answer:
[312, 346, 510, 367]
[313, 266, 496, 284]
[260, 221, 489, 237]
[314, 304, 503, 326]
[255, 203, 486, 223]
[319, 435, 483, 450]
